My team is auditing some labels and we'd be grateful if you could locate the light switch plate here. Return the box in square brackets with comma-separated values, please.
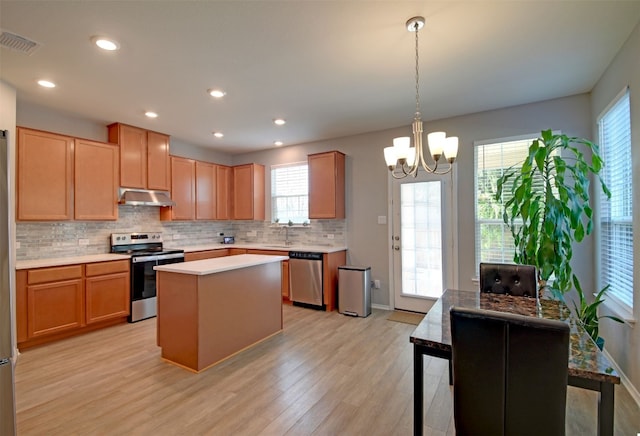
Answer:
[78, 239, 89, 246]
[377, 215, 387, 225]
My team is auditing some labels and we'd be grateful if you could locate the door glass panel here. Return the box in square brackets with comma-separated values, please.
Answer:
[401, 181, 443, 298]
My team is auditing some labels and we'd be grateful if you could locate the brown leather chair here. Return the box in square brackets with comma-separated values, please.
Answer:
[450, 307, 570, 436]
[479, 262, 537, 298]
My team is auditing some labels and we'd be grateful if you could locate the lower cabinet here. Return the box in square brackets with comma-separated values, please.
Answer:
[27, 278, 84, 338]
[184, 249, 229, 262]
[85, 260, 130, 324]
[16, 260, 130, 349]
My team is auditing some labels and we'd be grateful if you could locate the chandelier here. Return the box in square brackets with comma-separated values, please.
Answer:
[384, 16, 458, 178]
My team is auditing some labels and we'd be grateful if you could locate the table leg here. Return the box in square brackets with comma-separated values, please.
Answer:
[598, 382, 614, 436]
[413, 345, 423, 436]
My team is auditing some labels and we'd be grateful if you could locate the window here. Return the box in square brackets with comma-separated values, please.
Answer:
[474, 135, 539, 272]
[598, 88, 633, 310]
[271, 162, 309, 224]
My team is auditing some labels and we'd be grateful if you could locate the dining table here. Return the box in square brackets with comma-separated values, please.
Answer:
[409, 288, 621, 436]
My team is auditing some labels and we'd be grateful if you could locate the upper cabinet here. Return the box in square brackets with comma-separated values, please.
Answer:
[216, 165, 232, 220]
[17, 127, 74, 221]
[74, 139, 119, 220]
[107, 123, 170, 191]
[161, 156, 196, 221]
[308, 151, 345, 219]
[195, 161, 216, 220]
[232, 163, 265, 220]
[17, 127, 118, 221]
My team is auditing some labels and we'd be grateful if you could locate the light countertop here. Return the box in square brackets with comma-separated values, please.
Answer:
[172, 242, 347, 254]
[15, 253, 131, 270]
[15, 243, 346, 270]
[154, 254, 289, 276]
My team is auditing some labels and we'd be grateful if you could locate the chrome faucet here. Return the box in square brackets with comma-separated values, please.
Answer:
[280, 225, 293, 246]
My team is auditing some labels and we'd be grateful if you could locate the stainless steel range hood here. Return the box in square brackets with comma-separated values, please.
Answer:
[118, 188, 175, 207]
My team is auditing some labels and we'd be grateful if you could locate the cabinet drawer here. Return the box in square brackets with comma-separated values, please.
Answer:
[28, 265, 83, 285]
[86, 260, 130, 277]
[247, 249, 289, 256]
[184, 250, 229, 261]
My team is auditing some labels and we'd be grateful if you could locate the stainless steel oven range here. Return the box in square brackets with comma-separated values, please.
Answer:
[111, 232, 184, 322]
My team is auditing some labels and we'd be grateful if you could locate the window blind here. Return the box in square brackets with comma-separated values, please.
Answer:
[474, 137, 537, 272]
[598, 89, 633, 309]
[271, 162, 309, 223]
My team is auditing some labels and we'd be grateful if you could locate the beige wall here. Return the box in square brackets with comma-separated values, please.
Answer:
[236, 94, 594, 307]
[591, 20, 640, 398]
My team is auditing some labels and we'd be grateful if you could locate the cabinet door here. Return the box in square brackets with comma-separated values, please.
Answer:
[232, 163, 265, 220]
[27, 279, 84, 338]
[110, 123, 147, 189]
[147, 131, 170, 191]
[308, 151, 345, 219]
[74, 139, 119, 220]
[196, 161, 216, 220]
[184, 249, 229, 261]
[170, 156, 196, 220]
[17, 127, 74, 220]
[85, 272, 130, 324]
[216, 165, 232, 220]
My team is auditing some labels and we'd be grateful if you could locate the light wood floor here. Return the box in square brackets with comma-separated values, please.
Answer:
[15, 305, 640, 435]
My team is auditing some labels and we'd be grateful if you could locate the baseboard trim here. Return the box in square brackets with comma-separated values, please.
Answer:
[372, 303, 391, 311]
[602, 348, 640, 408]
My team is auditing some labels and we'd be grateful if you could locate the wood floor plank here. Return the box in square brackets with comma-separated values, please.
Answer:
[14, 305, 640, 435]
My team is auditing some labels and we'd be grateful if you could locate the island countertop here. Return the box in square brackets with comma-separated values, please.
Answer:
[154, 254, 288, 276]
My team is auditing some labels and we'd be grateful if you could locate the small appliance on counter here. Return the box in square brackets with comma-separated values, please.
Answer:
[111, 232, 184, 322]
[222, 236, 235, 244]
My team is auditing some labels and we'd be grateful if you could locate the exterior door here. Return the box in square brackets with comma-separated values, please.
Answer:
[391, 170, 456, 313]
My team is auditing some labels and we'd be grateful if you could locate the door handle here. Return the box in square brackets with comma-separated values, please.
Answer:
[393, 246, 400, 251]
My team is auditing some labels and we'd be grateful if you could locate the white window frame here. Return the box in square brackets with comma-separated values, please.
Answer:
[473, 133, 541, 276]
[270, 161, 309, 224]
[597, 87, 634, 321]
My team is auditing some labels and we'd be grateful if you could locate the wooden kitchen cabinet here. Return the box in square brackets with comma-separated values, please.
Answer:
[17, 127, 74, 221]
[324, 250, 347, 311]
[108, 123, 170, 190]
[161, 156, 196, 221]
[74, 139, 119, 220]
[184, 249, 229, 261]
[85, 260, 130, 324]
[147, 131, 171, 190]
[228, 248, 247, 256]
[195, 161, 216, 220]
[16, 260, 131, 349]
[216, 165, 232, 220]
[24, 265, 84, 339]
[308, 151, 345, 219]
[232, 163, 265, 220]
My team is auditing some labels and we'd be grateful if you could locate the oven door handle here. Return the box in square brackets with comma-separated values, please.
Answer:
[132, 253, 185, 263]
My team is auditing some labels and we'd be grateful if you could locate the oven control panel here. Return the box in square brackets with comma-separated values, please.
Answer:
[111, 232, 163, 246]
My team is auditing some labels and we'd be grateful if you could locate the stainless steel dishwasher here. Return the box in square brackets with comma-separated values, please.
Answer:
[288, 251, 324, 310]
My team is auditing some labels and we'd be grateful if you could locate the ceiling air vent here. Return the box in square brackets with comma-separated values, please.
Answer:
[0, 30, 41, 55]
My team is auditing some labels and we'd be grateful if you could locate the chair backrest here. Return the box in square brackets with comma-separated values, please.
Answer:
[450, 307, 569, 436]
[479, 262, 537, 298]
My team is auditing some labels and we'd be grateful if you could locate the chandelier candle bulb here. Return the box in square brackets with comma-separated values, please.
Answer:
[384, 16, 458, 178]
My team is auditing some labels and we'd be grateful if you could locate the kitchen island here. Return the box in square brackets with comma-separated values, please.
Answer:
[154, 254, 287, 372]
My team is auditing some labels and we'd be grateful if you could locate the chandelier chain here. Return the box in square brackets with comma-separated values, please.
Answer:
[414, 21, 421, 117]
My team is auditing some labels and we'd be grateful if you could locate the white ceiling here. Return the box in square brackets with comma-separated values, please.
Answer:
[2, 1, 640, 154]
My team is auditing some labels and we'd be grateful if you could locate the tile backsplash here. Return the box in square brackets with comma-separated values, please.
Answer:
[16, 206, 347, 260]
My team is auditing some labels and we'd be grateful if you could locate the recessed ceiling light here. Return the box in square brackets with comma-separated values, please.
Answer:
[274, 141, 283, 146]
[37, 79, 56, 88]
[213, 132, 224, 138]
[273, 118, 286, 126]
[207, 89, 226, 98]
[91, 36, 120, 51]
[145, 111, 158, 118]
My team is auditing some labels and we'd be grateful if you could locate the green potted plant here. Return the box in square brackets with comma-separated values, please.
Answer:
[495, 129, 621, 348]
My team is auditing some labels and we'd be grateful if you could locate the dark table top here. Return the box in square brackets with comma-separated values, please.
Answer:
[410, 289, 620, 385]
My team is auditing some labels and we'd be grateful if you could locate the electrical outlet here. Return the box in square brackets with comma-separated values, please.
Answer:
[15, 241, 20, 249]
[247, 230, 257, 237]
[374, 280, 381, 289]
[78, 239, 89, 246]
[173, 234, 181, 240]
[327, 234, 334, 240]
[377, 215, 387, 225]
